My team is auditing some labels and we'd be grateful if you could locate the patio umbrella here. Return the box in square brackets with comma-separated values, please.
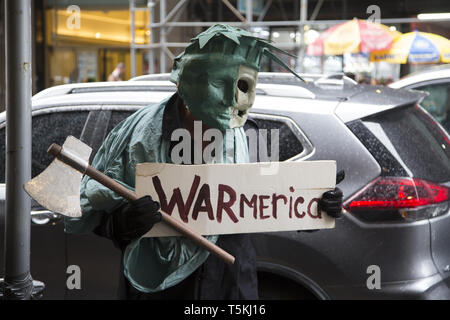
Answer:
[370, 31, 450, 64]
[307, 19, 401, 56]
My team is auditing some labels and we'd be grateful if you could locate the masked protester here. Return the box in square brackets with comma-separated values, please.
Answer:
[64, 24, 344, 300]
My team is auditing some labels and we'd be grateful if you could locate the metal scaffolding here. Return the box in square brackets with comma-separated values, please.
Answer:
[128, 0, 450, 76]
[129, 0, 309, 75]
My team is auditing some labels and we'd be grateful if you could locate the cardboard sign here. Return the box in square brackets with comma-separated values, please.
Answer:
[135, 161, 336, 237]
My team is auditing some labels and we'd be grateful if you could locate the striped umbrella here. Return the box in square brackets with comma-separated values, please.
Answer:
[307, 19, 401, 56]
[370, 31, 450, 64]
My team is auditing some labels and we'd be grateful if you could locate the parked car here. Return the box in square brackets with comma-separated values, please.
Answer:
[0, 73, 449, 299]
[390, 64, 450, 132]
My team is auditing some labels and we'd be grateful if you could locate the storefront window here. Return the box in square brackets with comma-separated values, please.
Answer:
[44, 1, 150, 87]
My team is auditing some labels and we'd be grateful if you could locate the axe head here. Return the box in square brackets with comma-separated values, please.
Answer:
[24, 136, 92, 217]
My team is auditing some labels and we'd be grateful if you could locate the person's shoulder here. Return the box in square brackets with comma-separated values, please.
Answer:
[113, 94, 175, 140]
[126, 95, 175, 135]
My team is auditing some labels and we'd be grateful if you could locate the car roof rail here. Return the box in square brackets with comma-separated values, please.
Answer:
[32, 81, 175, 100]
[256, 83, 316, 99]
[314, 73, 357, 87]
[129, 73, 172, 81]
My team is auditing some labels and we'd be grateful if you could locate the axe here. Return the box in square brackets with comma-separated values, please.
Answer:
[24, 136, 235, 265]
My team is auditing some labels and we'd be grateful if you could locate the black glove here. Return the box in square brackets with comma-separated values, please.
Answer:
[113, 196, 162, 241]
[318, 170, 345, 218]
[94, 195, 162, 249]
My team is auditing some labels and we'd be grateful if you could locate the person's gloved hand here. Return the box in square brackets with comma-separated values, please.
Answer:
[113, 196, 162, 242]
[318, 170, 345, 218]
[94, 195, 162, 249]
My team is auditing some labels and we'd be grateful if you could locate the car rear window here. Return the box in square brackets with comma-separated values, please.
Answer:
[348, 104, 450, 183]
[252, 118, 304, 161]
[107, 111, 135, 134]
[0, 111, 89, 183]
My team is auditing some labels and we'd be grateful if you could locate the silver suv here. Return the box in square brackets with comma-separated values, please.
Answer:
[0, 73, 449, 299]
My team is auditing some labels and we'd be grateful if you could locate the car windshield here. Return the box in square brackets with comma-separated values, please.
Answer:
[362, 104, 450, 183]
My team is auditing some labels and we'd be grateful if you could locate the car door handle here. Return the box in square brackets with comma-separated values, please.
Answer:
[31, 210, 62, 226]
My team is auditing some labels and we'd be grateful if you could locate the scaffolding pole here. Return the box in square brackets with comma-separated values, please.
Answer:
[130, 0, 136, 78]
[246, 0, 253, 28]
[160, 0, 166, 73]
[148, 0, 155, 74]
[297, 0, 307, 73]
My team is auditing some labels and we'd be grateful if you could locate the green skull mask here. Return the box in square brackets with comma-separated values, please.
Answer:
[171, 24, 303, 131]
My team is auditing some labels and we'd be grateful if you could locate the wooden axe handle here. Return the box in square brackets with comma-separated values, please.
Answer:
[48, 143, 235, 265]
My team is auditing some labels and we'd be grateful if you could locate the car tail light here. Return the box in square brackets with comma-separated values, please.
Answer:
[344, 177, 450, 222]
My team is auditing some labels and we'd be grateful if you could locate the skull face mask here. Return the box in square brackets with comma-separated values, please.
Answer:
[171, 24, 303, 131]
[231, 65, 258, 128]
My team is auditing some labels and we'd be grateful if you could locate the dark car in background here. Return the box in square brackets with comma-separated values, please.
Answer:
[0, 73, 449, 299]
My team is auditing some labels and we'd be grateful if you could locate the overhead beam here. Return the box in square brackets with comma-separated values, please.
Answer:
[148, 16, 450, 29]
